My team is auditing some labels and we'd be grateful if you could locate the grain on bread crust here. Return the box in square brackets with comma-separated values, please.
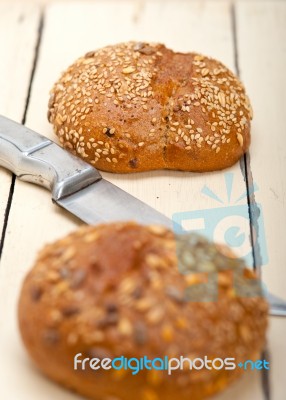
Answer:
[48, 42, 252, 173]
[18, 222, 268, 400]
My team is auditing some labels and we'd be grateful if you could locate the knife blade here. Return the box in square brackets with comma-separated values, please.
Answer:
[57, 179, 172, 227]
[0, 115, 286, 317]
[0, 115, 172, 228]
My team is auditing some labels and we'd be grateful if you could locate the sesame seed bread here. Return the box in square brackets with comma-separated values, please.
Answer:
[18, 222, 268, 400]
[48, 42, 252, 173]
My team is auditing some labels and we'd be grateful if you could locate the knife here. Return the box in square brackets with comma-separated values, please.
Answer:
[0, 115, 286, 317]
[0, 115, 172, 228]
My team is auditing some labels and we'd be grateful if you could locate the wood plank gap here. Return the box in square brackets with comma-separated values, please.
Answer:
[231, 1, 258, 272]
[0, 11, 45, 261]
[231, 3, 271, 400]
[231, 1, 240, 78]
[22, 12, 45, 126]
[0, 175, 15, 259]
[261, 348, 271, 400]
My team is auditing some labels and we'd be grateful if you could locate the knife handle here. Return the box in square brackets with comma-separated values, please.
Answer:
[0, 115, 102, 201]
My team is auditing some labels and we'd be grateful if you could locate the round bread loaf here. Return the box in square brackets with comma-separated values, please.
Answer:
[18, 222, 268, 400]
[48, 42, 252, 173]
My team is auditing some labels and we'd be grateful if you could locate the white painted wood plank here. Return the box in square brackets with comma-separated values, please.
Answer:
[0, 1, 261, 399]
[0, 2, 45, 398]
[0, 3, 41, 236]
[236, 0, 286, 300]
[236, 1, 286, 399]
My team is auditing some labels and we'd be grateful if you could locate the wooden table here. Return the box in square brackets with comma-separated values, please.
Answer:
[0, 1, 285, 398]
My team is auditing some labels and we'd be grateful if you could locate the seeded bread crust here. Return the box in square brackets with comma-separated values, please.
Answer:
[48, 42, 252, 173]
[18, 223, 268, 400]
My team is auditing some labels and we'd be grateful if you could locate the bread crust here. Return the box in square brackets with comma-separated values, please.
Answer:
[48, 42, 252, 173]
[18, 223, 268, 400]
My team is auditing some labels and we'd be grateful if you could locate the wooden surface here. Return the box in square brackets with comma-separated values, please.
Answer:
[0, 2, 41, 240]
[0, 1, 285, 399]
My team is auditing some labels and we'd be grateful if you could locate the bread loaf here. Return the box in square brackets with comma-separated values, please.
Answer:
[48, 42, 252, 173]
[18, 222, 268, 400]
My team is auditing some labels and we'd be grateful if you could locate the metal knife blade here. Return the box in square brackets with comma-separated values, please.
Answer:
[57, 178, 172, 228]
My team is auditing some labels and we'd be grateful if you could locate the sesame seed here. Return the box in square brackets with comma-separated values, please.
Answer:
[201, 68, 209, 76]
[218, 92, 226, 107]
[237, 133, 244, 147]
